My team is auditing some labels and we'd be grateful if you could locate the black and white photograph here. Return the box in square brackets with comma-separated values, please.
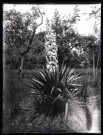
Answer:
[3, 3, 101, 133]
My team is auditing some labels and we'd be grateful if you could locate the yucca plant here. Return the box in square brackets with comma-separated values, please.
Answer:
[25, 64, 82, 126]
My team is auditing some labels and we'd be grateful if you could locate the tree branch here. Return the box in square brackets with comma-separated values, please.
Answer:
[35, 5, 43, 29]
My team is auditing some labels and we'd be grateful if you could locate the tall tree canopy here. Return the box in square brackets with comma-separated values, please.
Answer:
[4, 6, 101, 69]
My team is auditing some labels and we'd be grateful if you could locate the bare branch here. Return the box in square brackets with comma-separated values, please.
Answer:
[35, 5, 43, 28]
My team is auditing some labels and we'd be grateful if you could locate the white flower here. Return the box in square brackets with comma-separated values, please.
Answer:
[45, 24, 58, 72]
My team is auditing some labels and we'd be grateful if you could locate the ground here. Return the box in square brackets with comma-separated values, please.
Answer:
[2, 69, 101, 133]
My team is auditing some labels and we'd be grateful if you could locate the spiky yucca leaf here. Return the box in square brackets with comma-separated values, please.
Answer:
[26, 65, 82, 118]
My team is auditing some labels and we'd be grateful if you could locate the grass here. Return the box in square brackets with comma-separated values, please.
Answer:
[3, 68, 101, 133]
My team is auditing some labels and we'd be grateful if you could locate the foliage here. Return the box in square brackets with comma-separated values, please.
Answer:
[4, 7, 100, 69]
[3, 68, 101, 133]
[50, 9, 100, 68]
[4, 8, 45, 69]
[25, 64, 82, 120]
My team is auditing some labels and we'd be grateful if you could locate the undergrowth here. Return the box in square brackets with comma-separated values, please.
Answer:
[3, 67, 101, 133]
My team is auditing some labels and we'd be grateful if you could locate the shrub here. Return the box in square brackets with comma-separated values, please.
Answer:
[25, 64, 83, 126]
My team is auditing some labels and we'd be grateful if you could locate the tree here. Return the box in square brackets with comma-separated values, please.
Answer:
[4, 5, 44, 72]
[50, 7, 100, 68]
[82, 5, 101, 68]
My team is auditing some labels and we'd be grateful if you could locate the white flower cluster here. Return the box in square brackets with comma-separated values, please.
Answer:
[45, 23, 58, 72]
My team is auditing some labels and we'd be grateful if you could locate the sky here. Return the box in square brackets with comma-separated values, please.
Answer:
[3, 4, 101, 37]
